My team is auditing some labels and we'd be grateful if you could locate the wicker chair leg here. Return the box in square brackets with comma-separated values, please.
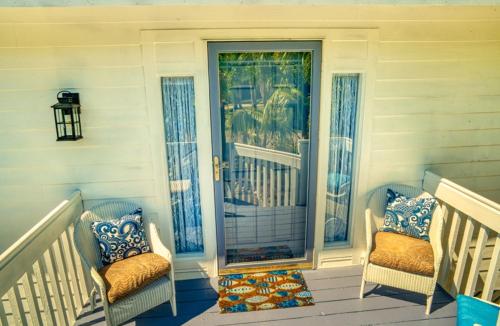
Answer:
[170, 296, 177, 316]
[425, 295, 433, 315]
[90, 287, 98, 312]
[359, 279, 366, 299]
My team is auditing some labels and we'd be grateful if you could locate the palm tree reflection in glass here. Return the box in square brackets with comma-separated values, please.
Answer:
[219, 51, 313, 263]
[219, 52, 312, 155]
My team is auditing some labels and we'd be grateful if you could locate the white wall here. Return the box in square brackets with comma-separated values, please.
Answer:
[0, 5, 499, 277]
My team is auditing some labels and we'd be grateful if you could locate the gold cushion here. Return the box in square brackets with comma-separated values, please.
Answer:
[369, 232, 435, 277]
[98, 252, 171, 303]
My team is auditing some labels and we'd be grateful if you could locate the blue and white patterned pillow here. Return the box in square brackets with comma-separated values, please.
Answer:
[380, 189, 437, 241]
[91, 208, 151, 265]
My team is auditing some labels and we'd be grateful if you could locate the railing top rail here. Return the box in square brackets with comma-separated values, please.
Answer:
[0, 191, 82, 271]
[233, 142, 302, 168]
[423, 171, 500, 232]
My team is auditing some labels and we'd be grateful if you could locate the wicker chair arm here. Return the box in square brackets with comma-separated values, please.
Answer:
[429, 205, 445, 273]
[147, 222, 173, 263]
[365, 208, 377, 255]
[90, 267, 107, 299]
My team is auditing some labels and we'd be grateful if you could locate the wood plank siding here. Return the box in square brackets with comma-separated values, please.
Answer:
[0, 5, 499, 278]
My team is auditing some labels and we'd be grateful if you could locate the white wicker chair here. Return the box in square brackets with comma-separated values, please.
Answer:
[74, 201, 177, 326]
[360, 184, 445, 315]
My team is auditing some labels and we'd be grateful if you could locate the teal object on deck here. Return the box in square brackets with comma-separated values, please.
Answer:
[457, 295, 499, 326]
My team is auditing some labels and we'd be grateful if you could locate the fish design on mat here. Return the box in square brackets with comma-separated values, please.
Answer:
[227, 286, 256, 294]
[257, 287, 275, 295]
[245, 295, 269, 304]
[296, 291, 313, 298]
[220, 295, 241, 302]
[257, 303, 276, 310]
[278, 282, 302, 290]
[219, 279, 237, 287]
[264, 276, 283, 283]
[273, 291, 289, 297]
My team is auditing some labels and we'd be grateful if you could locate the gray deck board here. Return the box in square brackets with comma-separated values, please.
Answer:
[76, 265, 456, 326]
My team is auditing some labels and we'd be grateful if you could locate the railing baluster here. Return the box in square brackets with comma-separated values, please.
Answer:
[263, 161, 268, 208]
[277, 164, 282, 207]
[284, 167, 290, 206]
[256, 159, 261, 206]
[33, 259, 56, 326]
[464, 224, 489, 296]
[238, 157, 244, 201]
[22, 268, 42, 326]
[42, 248, 69, 326]
[7, 285, 27, 326]
[290, 167, 297, 206]
[60, 230, 83, 312]
[440, 208, 462, 288]
[249, 159, 255, 204]
[244, 158, 251, 203]
[53, 238, 77, 323]
[452, 216, 475, 296]
[0, 297, 8, 326]
[67, 223, 90, 304]
[481, 234, 500, 301]
[270, 162, 275, 207]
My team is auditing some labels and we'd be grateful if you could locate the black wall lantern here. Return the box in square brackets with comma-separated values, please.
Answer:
[51, 91, 83, 141]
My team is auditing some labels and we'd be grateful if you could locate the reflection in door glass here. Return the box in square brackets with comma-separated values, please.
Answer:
[324, 74, 360, 245]
[218, 51, 312, 264]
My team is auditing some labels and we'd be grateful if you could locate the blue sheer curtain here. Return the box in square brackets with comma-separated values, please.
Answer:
[161, 77, 204, 254]
[324, 74, 360, 244]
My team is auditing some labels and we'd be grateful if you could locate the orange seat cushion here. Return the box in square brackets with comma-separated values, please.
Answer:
[369, 232, 435, 277]
[98, 252, 171, 303]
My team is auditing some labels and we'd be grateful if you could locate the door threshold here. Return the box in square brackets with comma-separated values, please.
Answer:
[218, 262, 313, 275]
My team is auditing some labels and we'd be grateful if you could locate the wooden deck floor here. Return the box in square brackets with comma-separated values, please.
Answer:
[76, 265, 457, 326]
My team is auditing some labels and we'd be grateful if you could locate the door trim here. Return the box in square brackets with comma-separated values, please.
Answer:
[208, 40, 322, 274]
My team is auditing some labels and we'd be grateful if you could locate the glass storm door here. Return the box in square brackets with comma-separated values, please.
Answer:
[208, 41, 321, 271]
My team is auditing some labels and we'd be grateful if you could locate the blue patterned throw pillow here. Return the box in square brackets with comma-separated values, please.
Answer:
[91, 208, 151, 265]
[380, 189, 437, 241]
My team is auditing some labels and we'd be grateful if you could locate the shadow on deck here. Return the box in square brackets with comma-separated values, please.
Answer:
[76, 265, 456, 326]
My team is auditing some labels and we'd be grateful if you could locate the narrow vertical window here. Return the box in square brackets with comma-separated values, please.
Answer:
[324, 74, 360, 245]
[161, 77, 204, 254]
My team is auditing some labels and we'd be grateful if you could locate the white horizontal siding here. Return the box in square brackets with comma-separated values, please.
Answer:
[370, 30, 500, 199]
[0, 5, 499, 257]
[0, 30, 152, 252]
[0, 45, 142, 69]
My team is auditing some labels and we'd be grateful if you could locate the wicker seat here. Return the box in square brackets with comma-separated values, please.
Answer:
[359, 184, 445, 315]
[74, 201, 177, 326]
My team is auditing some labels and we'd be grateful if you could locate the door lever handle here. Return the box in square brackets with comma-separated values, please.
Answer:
[213, 156, 220, 181]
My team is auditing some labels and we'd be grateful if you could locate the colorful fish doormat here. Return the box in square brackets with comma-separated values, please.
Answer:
[226, 245, 294, 264]
[218, 270, 314, 313]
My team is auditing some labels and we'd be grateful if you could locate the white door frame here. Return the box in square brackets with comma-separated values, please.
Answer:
[141, 28, 379, 279]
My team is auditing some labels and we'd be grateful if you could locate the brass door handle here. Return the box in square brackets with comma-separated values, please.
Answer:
[213, 156, 220, 181]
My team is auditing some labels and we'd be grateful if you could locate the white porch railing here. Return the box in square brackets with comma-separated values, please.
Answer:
[231, 140, 309, 207]
[423, 171, 500, 302]
[0, 191, 90, 326]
